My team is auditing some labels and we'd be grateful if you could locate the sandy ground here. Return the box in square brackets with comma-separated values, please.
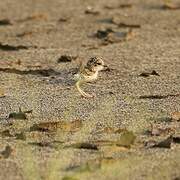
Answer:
[0, 0, 180, 180]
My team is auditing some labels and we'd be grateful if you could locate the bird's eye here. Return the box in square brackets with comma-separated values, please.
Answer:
[96, 63, 101, 65]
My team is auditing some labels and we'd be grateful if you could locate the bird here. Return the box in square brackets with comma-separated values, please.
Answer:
[74, 57, 105, 98]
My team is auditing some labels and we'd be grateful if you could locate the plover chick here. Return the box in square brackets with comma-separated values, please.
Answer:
[74, 57, 105, 98]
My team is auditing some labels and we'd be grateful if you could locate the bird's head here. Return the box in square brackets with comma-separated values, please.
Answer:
[86, 57, 105, 72]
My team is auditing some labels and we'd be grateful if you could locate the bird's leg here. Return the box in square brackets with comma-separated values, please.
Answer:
[75, 81, 86, 97]
[75, 81, 95, 98]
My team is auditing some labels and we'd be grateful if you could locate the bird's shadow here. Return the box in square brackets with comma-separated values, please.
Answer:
[0, 66, 78, 87]
[45, 67, 78, 87]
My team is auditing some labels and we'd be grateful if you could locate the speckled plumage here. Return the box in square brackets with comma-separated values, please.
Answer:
[74, 57, 105, 98]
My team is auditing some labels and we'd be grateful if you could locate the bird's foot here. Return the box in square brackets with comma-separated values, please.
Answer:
[81, 92, 96, 98]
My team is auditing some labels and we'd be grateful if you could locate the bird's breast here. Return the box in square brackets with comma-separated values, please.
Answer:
[74, 71, 98, 82]
[84, 71, 98, 82]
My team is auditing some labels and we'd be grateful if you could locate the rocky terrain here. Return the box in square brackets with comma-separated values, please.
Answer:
[0, 0, 180, 179]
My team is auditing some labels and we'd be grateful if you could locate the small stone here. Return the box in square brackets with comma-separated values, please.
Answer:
[85, 6, 100, 15]
[171, 112, 180, 121]
[57, 55, 77, 63]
